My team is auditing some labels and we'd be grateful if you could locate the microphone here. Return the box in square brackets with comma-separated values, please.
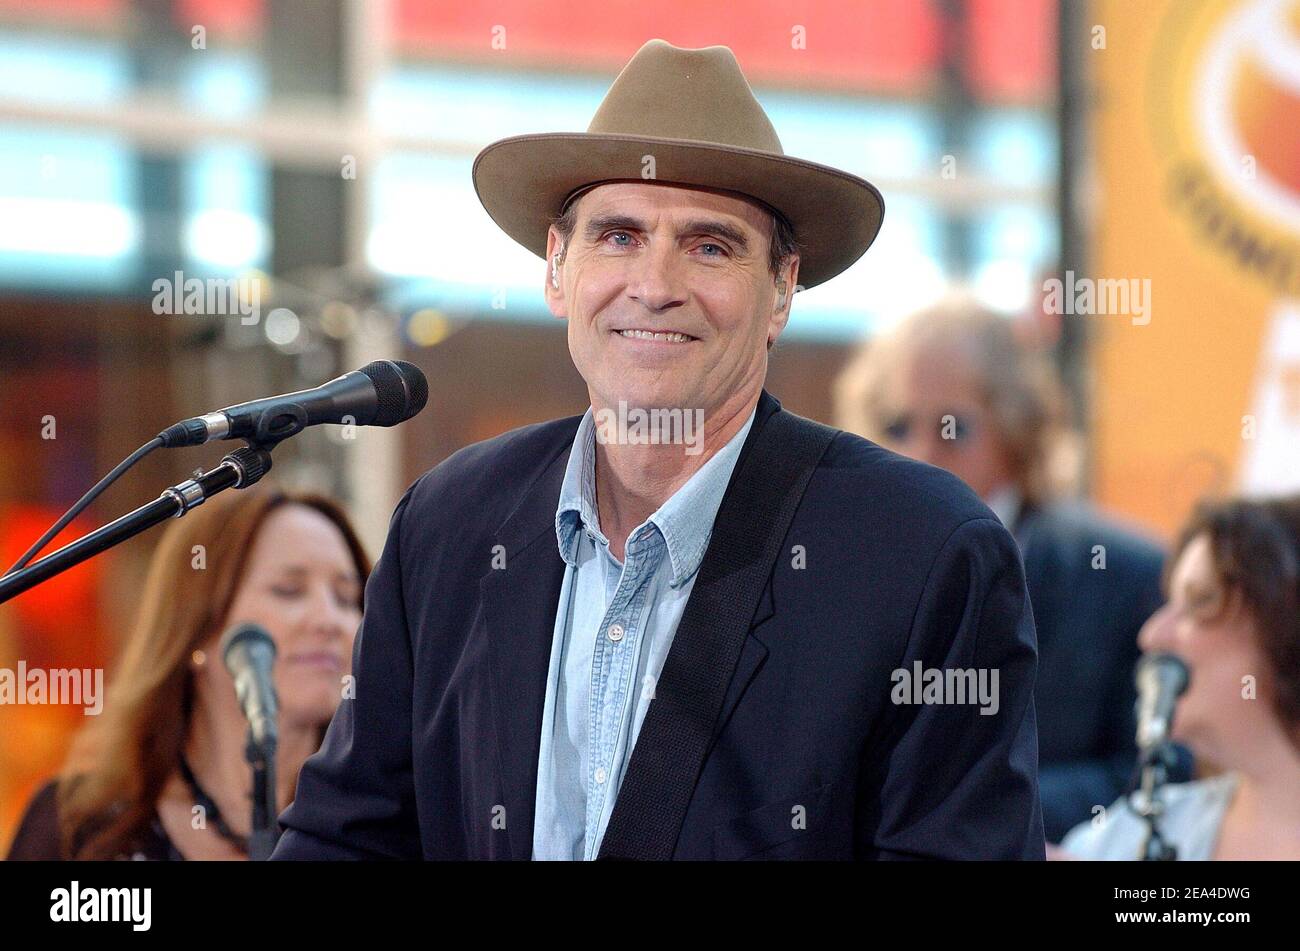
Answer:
[158, 359, 428, 448]
[221, 623, 279, 754]
[1134, 653, 1190, 753]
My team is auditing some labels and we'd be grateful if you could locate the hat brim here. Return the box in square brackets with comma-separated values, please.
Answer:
[472, 133, 884, 290]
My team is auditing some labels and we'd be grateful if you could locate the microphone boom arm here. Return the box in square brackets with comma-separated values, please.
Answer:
[0, 444, 273, 605]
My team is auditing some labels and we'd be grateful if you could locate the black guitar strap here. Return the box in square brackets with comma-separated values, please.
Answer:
[596, 406, 838, 860]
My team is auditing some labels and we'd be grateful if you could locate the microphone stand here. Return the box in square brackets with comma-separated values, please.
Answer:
[246, 731, 279, 861]
[0, 444, 274, 605]
[1130, 742, 1179, 861]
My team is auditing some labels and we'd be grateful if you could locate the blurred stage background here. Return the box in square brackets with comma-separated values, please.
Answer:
[1, 0, 1297, 849]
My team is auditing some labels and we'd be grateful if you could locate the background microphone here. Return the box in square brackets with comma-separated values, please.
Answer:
[221, 623, 279, 753]
[158, 359, 428, 448]
[1134, 653, 1190, 753]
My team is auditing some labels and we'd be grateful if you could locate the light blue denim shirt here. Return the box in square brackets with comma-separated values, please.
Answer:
[531, 404, 757, 860]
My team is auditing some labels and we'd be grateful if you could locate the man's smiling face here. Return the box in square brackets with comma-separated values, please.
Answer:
[544, 181, 797, 420]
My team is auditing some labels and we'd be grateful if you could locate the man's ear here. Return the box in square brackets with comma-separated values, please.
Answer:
[767, 254, 800, 349]
[544, 227, 567, 319]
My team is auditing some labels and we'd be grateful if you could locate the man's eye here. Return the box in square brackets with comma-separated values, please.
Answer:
[697, 243, 726, 256]
[883, 416, 911, 441]
[604, 231, 634, 246]
[271, 585, 302, 598]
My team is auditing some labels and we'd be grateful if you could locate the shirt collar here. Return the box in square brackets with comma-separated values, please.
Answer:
[555, 409, 602, 562]
[555, 404, 757, 587]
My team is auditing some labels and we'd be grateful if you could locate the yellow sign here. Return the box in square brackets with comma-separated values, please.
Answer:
[1092, 0, 1300, 537]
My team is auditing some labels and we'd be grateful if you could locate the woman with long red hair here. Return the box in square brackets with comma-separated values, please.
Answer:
[6, 484, 370, 860]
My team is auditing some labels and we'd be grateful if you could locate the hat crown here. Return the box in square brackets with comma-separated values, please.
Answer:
[586, 39, 784, 154]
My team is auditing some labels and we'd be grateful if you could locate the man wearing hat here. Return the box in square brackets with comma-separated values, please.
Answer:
[274, 40, 1044, 860]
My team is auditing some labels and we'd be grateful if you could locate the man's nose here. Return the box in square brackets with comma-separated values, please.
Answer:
[627, 241, 687, 311]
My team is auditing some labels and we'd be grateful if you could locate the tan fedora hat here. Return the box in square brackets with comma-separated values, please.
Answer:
[472, 38, 885, 290]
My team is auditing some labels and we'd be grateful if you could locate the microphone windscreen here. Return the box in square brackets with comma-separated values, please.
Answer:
[220, 622, 277, 673]
[1135, 652, 1190, 695]
[360, 360, 429, 426]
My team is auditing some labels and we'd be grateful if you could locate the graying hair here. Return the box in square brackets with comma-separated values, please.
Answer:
[833, 293, 1077, 505]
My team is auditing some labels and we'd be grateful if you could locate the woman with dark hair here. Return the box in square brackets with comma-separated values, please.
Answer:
[6, 484, 370, 860]
[1058, 494, 1300, 860]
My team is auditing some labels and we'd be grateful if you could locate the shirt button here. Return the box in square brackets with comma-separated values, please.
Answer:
[594, 767, 607, 784]
[607, 623, 625, 642]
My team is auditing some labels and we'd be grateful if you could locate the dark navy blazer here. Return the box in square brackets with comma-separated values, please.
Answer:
[273, 391, 1045, 860]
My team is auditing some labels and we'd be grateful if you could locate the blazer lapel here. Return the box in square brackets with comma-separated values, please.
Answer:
[692, 394, 780, 739]
[714, 582, 773, 736]
[479, 437, 573, 860]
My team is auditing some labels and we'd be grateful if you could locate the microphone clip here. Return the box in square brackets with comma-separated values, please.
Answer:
[251, 402, 309, 447]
